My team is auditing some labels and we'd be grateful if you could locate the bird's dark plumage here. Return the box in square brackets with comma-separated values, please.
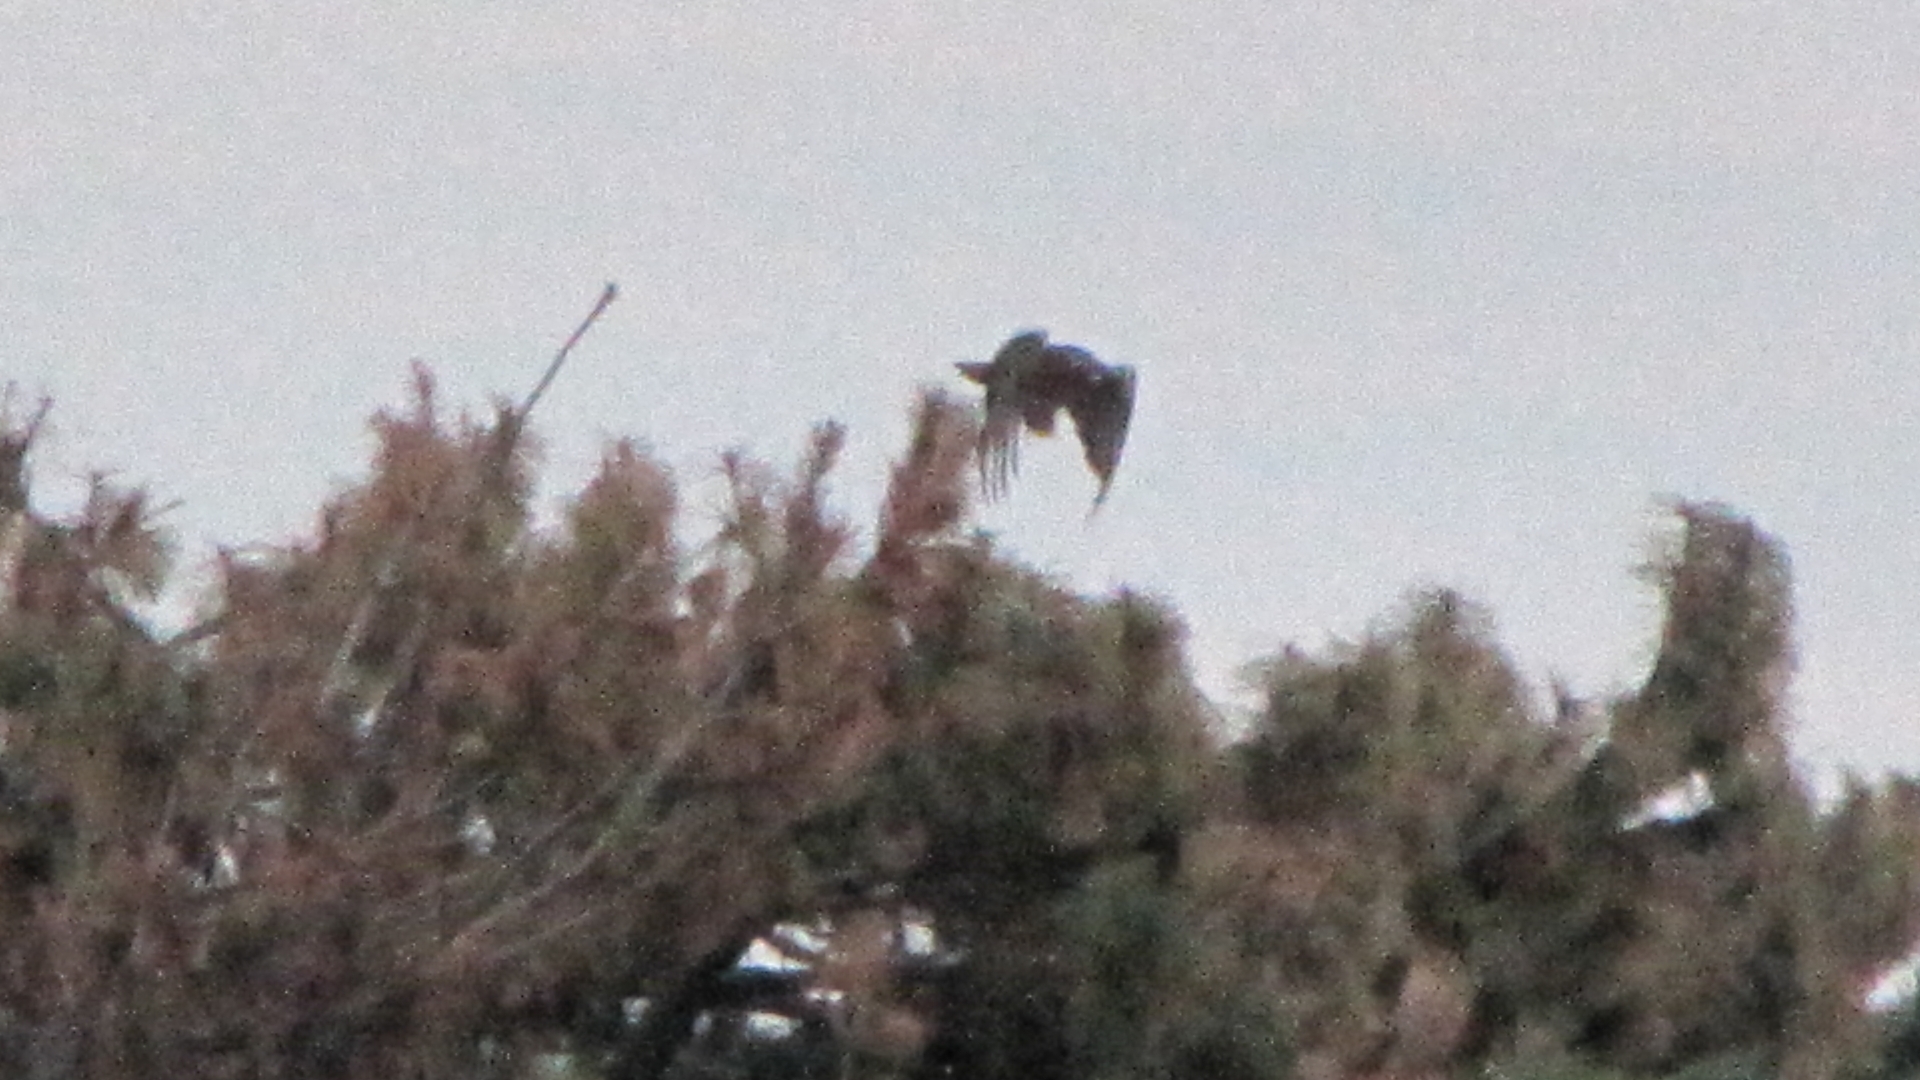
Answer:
[956, 330, 1136, 507]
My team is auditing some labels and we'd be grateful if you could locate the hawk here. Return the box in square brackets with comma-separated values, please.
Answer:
[956, 330, 1137, 507]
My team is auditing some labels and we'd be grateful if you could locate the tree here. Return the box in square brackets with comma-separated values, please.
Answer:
[0, 376, 1911, 1080]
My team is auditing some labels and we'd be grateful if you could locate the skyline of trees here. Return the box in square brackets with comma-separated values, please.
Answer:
[0, 376, 1914, 1080]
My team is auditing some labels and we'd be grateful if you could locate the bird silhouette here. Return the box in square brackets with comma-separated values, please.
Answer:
[955, 330, 1136, 507]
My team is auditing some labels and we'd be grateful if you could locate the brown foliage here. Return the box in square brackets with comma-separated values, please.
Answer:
[0, 379, 1913, 1080]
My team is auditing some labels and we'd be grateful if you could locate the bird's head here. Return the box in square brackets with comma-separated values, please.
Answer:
[993, 330, 1050, 365]
[957, 329, 1049, 384]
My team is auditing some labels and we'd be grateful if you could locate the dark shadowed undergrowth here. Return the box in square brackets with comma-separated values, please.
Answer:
[0, 375, 1914, 1080]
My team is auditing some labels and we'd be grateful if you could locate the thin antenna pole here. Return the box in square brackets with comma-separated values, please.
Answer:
[518, 282, 619, 420]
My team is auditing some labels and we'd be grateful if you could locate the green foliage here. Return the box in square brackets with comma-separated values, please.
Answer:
[1062, 859, 1295, 1080]
[0, 376, 1912, 1080]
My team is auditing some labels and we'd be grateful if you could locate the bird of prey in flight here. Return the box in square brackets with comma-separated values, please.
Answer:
[956, 330, 1137, 508]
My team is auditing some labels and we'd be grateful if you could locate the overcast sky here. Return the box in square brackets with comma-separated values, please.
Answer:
[7, 1, 1918, 788]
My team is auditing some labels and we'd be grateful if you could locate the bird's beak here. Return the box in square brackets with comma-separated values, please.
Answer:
[955, 361, 993, 385]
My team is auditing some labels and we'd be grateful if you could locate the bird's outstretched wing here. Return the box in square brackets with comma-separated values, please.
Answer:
[958, 331, 1048, 501]
[1063, 360, 1136, 507]
[978, 387, 1022, 502]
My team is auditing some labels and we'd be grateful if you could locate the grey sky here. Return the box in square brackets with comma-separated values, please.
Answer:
[7, 1, 1917, 786]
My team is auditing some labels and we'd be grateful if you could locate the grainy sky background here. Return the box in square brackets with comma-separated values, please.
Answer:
[6, 1, 1917, 789]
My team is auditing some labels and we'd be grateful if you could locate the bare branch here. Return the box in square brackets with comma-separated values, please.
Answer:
[518, 281, 620, 421]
